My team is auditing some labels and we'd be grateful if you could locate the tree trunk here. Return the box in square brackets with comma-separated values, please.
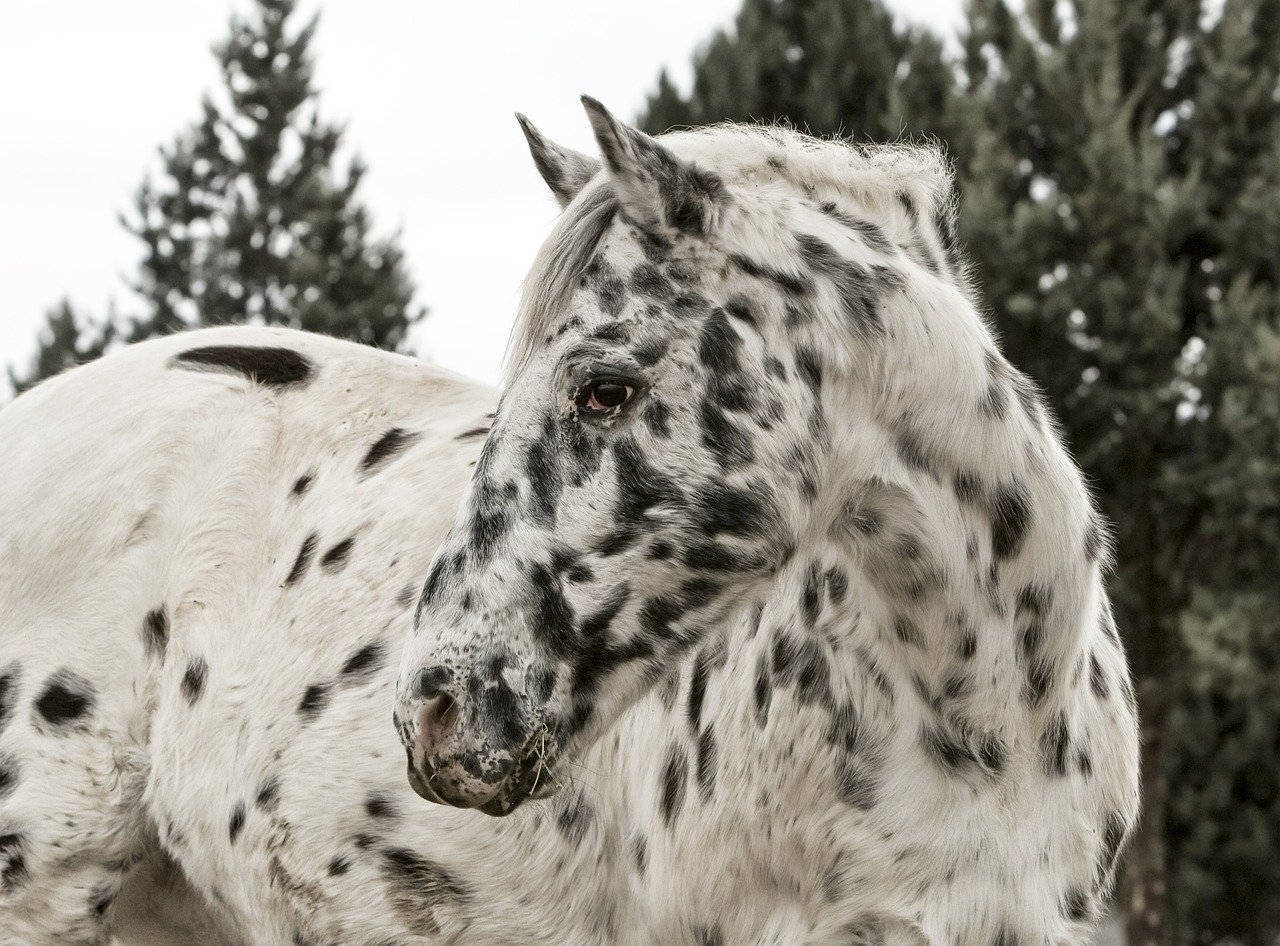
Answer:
[1122, 445, 1173, 946]
[1122, 668, 1171, 945]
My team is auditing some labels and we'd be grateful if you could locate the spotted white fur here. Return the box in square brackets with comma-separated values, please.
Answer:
[0, 99, 1137, 946]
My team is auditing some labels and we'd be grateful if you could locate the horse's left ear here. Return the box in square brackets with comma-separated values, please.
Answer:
[516, 113, 601, 209]
[580, 95, 725, 237]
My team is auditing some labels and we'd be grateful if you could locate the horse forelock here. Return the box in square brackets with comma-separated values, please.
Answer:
[507, 182, 619, 382]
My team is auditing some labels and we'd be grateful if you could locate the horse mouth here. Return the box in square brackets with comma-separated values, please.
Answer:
[407, 725, 563, 816]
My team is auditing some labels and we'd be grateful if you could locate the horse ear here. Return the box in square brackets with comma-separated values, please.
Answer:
[579, 95, 725, 236]
[516, 113, 600, 209]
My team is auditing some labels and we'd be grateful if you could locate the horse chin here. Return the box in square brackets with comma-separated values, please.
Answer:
[473, 735, 566, 816]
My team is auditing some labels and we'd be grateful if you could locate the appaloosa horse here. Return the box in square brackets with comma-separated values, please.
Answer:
[0, 98, 1138, 946]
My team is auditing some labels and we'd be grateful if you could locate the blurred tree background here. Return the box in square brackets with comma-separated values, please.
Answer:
[641, 0, 1280, 943]
[8, 0, 423, 395]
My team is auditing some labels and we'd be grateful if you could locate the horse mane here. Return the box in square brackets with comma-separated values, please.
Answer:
[506, 124, 957, 381]
[506, 182, 619, 381]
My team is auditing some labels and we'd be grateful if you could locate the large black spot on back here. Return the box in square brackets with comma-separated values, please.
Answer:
[171, 345, 314, 388]
[34, 669, 95, 729]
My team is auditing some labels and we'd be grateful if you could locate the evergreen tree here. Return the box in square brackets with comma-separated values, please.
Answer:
[125, 0, 423, 348]
[639, 0, 964, 146]
[8, 300, 117, 397]
[9, 0, 425, 398]
[644, 0, 1280, 942]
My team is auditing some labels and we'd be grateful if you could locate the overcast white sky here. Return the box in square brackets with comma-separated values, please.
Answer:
[0, 0, 962, 386]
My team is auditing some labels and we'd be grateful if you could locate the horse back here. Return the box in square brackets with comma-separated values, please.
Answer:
[0, 326, 492, 944]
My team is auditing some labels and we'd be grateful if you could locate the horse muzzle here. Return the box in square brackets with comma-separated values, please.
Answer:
[394, 663, 563, 815]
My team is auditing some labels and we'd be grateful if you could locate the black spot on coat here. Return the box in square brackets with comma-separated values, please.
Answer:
[834, 757, 878, 810]
[631, 262, 674, 299]
[659, 744, 688, 827]
[795, 233, 895, 334]
[729, 253, 812, 295]
[695, 728, 717, 800]
[795, 347, 823, 396]
[171, 345, 314, 388]
[0, 665, 20, 734]
[991, 482, 1032, 560]
[556, 792, 593, 845]
[285, 532, 319, 586]
[1, 832, 28, 892]
[894, 426, 936, 474]
[380, 847, 473, 935]
[953, 471, 984, 505]
[1041, 711, 1071, 776]
[181, 658, 207, 704]
[691, 482, 772, 538]
[923, 725, 980, 775]
[0, 753, 18, 800]
[686, 650, 710, 732]
[753, 656, 772, 728]
[1088, 652, 1109, 700]
[341, 642, 385, 681]
[700, 400, 754, 468]
[632, 835, 648, 874]
[528, 562, 577, 660]
[255, 775, 281, 812]
[360, 427, 420, 477]
[299, 682, 331, 720]
[228, 802, 246, 843]
[34, 669, 95, 728]
[320, 536, 356, 573]
[525, 417, 563, 525]
[365, 792, 398, 820]
[1098, 811, 1128, 885]
[142, 607, 169, 659]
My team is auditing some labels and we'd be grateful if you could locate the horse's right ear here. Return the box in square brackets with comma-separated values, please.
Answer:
[516, 113, 600, 209]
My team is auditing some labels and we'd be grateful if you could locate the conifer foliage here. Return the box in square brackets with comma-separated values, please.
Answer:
[8, 301, 116, 397]
[126, 0, 422, 346]
[641, 0, 960, 144]
[10, 0, 423, 393]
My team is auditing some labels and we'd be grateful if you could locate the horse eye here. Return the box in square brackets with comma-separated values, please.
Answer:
[577, 380, 634, 415]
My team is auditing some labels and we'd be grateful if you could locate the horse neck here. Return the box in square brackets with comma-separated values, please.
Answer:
[816, 282, 1103, 726]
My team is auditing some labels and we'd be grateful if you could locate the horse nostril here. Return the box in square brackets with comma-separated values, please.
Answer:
[415, 693, 461, 757]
